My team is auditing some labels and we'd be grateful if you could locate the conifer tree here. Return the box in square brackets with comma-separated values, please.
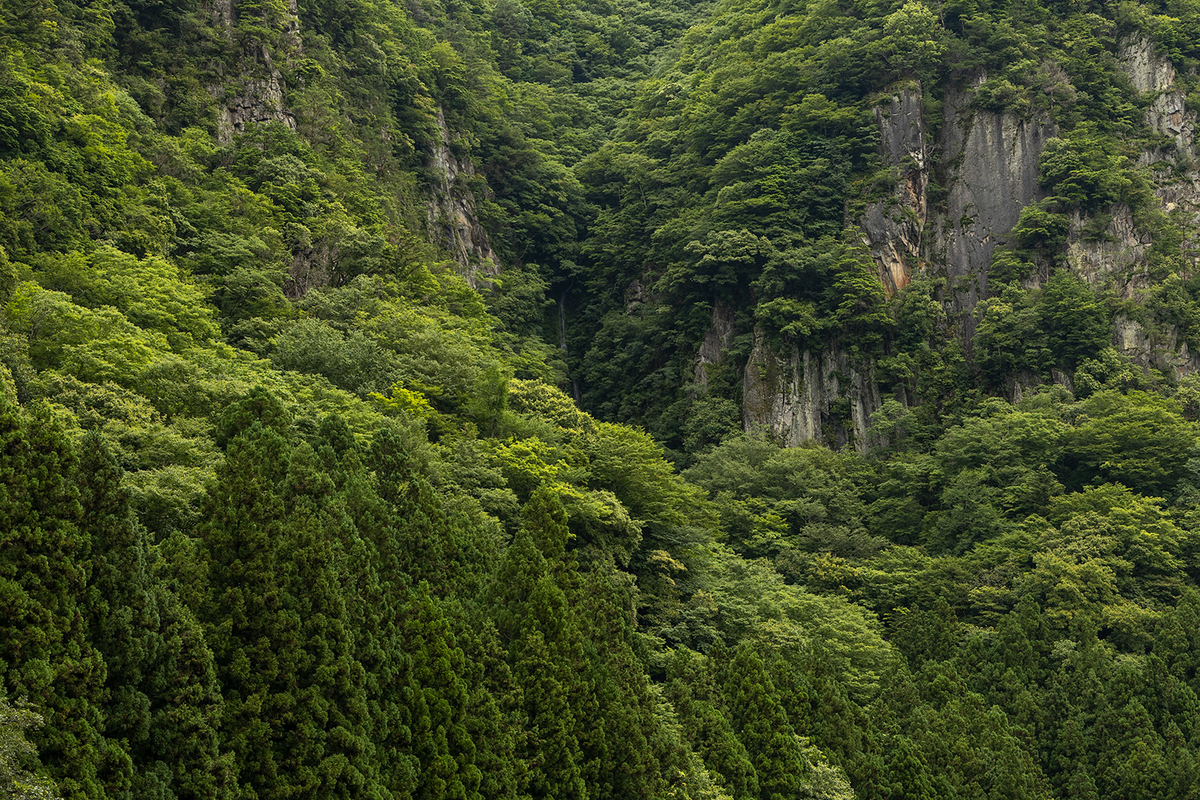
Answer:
[720, 642, 811, 800]
[454, 619, 524, 800]
[140, 584, 233, 799]
[200, 419, 380, 798]
[489, 526, 550, 645]
[1093, 664, 1167, 800]
[315, 425, 416, 798]
[880, 735, 934, 800]
[488, 512, 598, 798]
[0, 401, 112, 798]
[512, 629, 587, 800]
[78, 432, 154, 798]
[399, 584, 483, 800]
[1062, 765, 1100, 800]
[577, 567, 670, 800]
[1162, 720, 1200, 800]
[665, 650, 759, 800]
[1155, 590, 1200, 692]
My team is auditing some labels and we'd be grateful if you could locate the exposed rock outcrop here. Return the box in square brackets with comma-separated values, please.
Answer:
[1115, 315, 1200, 376]
[1118, 38, 1200, 259]
[694, 301, 735, 390]
[766, 79, 1056, 451]
[1066, 205, 1152, 289]
[865, 78, 1057, 314]
[745, 36, 1200, 452]
[1104, 37, 1200, 370]
[1120, 36, 1196, 160]
[861, 86, 928, 296]
[207, 0, 300, 144]
[932, 81, 1056, 318]
[426, 107, 501, 285]
[1120, 36, 1177, 94]
[742, 330, 881, 453]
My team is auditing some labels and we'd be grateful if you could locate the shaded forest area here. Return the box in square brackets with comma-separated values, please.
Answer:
[4, 0, 1200, 798]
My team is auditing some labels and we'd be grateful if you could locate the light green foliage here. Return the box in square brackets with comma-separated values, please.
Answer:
[0, 698, 61, 800]
[509, 378, 595, 430]
[6, 282, 166, 383]
[876, 1, 948, 85]
[6, 0, 1200, 797]
[370, 382, 437, 420]
[39, 248, 219, 347]
[686, 436, 880, 561]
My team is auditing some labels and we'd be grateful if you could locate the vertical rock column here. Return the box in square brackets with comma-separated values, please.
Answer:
[1103, 36, 1200, 376]
[426, 106, 502, 285]
[929, 78, 1055, 332]
[207, 0, 301, 144]
[860, 85, 929, 297]
[741, 334, 882, 453]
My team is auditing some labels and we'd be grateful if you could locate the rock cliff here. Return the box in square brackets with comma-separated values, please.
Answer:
[207, 0, 300, 144]
[740, 76, 1057, 451]
[860, 85, 928, 297]
[694, 301, 735, 391]
[931, 83, 1056, 321]
[426, 107, 501, 285]
[741, 32, 1200, 450]
[1107, 36, 1200, 374]
[742, 332, 882, 450]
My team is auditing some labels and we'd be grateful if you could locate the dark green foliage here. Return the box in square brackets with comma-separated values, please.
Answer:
[1038, 271, 1110, 371]
[200, 422, 381, 798]
[1038, 124, 1147, 211]
[720, 642, 811, 800]
[975, 272, 1111, 385]
[1063, 391, 1195, 494]
[5, 0, 1200, 797]
[0, 401, 112, 799]
[400, 586, 483, 800]
[666, 649, 760, 799]
[80, 431, 230, 799]
[489, 523, 591, 799]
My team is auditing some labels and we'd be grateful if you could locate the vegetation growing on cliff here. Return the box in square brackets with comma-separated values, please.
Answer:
[4, 0, 1200, 798]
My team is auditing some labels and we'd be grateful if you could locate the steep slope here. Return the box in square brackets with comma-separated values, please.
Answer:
[564, 0, 1200, 457]
[7, 1, 1200, 799]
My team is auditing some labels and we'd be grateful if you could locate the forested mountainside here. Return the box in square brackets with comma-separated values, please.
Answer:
[6, 0, 1200, 797]
[565, 0, 1200, 455]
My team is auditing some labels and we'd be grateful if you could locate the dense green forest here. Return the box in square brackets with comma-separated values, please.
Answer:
[5, 0, 1200, 797]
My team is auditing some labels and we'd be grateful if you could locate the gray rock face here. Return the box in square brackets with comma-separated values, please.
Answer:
[1115, 315, 1200, 376]
[1119, 36, 1177, 94]
[1120, 37, 1196, 160]
[215, 65, 297, 144]
[426, 107, 500, 285]
[1066, 206, 1152, 288]
[1118, 38, 1200, 273]
[694, 301, 735, 390]
[742, 330, 881, 453]
[1102, 37, 1200, 371]
[865, 78, 1057, 316]
[745, 35, 1200, 452]
[932, 82, 1056, 319]
[860, 86, 928, 296]
[208, 0, 300, 144]
[749, 80, 1058, 452]
[1147, 92, 1195, 157]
